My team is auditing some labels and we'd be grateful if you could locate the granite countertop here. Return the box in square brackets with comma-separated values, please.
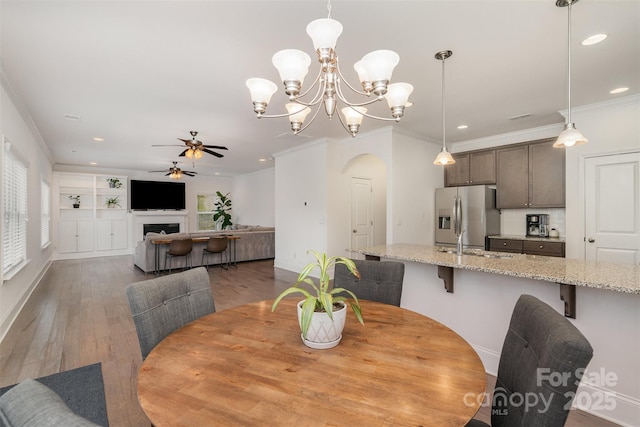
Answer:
[356, 244, 639, 294]
[488, 234, 566, 243]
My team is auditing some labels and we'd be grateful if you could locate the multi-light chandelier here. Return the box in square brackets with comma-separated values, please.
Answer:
[246, 1, 413, 138]
[554, 0, 588, 148]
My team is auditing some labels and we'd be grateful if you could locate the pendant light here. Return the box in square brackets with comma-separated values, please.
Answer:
[554, 0, 588, 148]
[433, 50, 456, 165]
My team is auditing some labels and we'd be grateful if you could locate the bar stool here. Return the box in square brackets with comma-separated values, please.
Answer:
[202, 237, 228, 270]
[164, 238, 193, 273]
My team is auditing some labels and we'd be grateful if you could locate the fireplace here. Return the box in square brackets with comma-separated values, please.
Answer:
[143, 223, 180, 237]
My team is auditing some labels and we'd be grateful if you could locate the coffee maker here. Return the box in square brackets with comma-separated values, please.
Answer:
[526, 214, 549, 237]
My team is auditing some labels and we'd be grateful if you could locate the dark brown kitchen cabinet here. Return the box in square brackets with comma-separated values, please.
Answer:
[489, 238, 523, 253]
[496, 138, 565, 208]
[489, 238, 565, 257]
[445, 150, 496, 187]
[523, 240, 565, 257]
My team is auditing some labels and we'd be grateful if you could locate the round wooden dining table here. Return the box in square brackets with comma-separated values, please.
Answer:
[137, 299, 487, 426]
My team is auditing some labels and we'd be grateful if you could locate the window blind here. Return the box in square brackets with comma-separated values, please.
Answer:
[3, 148, 28, 275]
[41, 179, 50, 247]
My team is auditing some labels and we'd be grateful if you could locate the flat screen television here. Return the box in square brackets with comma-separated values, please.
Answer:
[130, 180, 186, 210]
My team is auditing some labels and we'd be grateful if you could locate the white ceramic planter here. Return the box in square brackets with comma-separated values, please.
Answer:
[297, 300, 347, 349]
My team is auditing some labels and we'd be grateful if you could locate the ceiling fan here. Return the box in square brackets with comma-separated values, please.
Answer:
[152, 131, 228, 159]
[148, 161, 197, 179]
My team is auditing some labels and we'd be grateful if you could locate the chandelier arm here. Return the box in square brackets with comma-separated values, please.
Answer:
[356, 111, 399, 122]
[293, 68, 325, 102]
[255, 110, 309, 119]
[335, 63, 372, 97]
[334, 80, 380, 107]
[335, 105, 354, 134]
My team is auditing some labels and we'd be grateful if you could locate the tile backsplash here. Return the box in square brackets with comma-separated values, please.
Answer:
[499, 208, 565, 237]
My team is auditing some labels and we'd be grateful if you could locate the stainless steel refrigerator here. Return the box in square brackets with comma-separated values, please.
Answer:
[435, 185, 500, 249]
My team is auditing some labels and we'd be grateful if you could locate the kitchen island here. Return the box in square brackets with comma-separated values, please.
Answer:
[356, 243, 640, 426]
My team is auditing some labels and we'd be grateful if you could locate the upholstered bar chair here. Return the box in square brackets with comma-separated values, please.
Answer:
[201, 236, 228, 270]
[333, 259, 405, 306]
[163, 237, 192, 273]
[466, 294, 593, 427]
[125, 267, 216, 359]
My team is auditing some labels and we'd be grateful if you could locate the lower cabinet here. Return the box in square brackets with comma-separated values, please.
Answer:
[96, 219, 128, 251]
[59, 220, 95, 253]
[489, 238, 565, 258]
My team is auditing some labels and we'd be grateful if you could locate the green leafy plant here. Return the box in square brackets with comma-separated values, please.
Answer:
[105, 196, 121, 208]
[106, 177, 122, 188]
[272, 250, 364, 339]
[213, 191, 233, 230]
[68, 195, 81, 204]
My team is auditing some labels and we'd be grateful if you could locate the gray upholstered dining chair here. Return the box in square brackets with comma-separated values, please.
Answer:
[201, 236, 228, 270]
[466, 294, 593, 427]
[0, 379, 100, 427]
[163, 237, 193, 272]
[333, 259, 405, 306]
[125, 267, 216, 359]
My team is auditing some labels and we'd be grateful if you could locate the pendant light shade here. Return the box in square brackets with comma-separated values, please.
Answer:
[433, 50, 456, 166]
[554, 0, 588, 148]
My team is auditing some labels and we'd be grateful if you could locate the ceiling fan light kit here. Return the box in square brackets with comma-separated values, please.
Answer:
[152, 131, 228, 159]
[554, 0, 588, 148]
[148, 161, 197, 179]
[246, 0, 413, 138]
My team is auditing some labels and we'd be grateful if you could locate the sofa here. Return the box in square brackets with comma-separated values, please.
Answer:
[133, 225, 275, 273]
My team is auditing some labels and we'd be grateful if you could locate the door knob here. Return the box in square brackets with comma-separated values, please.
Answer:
[353, 229, 357, 233]
[588, 237, 595, 243]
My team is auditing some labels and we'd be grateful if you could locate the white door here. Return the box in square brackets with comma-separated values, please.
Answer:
[585, 152, 640, 264]
[350, 177, 373, 257]
[96, 220, 112, 251]
[76, 220, 95, 253]
[111, 218, 128, 250]
[59, 220, 78, 253]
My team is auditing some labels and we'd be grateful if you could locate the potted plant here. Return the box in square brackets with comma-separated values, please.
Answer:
[105, 196, 121, 208]
[272, 250, 364, 349]
[68, 195, 81, 208]
[213, 191, 233, 230]
[106, 177, 122, 188]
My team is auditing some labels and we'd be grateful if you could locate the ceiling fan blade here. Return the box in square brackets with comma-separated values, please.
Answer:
[183, 171, 197, 176]
[164, 172, 172, 176]
[152, 144, 184, 147]
[202, 145, 228, 150]
[202, 148, 224, 158]
[178, 149, 188, 157]
[148, 170, 168, 173]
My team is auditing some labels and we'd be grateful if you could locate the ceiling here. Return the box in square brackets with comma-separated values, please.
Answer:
[1, 1, 638, 177]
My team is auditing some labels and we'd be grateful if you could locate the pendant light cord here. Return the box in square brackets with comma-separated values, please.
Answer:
[441, 56, 446, 150]
[566, 1, 572, 124]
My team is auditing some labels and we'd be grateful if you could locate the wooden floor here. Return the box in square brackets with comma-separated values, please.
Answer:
[0, 256, 618, 426]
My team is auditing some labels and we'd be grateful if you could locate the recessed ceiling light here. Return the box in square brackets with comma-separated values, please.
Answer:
[64, 114, 80, 121]
[609, 87, 629, 94]
[93, 137, 104, 142]
[581, 34, 607, 46]
[457, 124, 468, 130]
[259, 158, 267, 162]
[214, 172, 220, 176]
[89, 162, 97, 165]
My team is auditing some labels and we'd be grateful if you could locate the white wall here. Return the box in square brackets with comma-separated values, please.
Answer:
[274, 139, 328, 272]
[564, 95, 640, 259]
[232, 167, 275, 227]
[0, 79, 55, 341]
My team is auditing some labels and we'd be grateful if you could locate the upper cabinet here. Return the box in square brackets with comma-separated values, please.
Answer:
[445, 150, 496, 187]
[496, 138, 565, 209]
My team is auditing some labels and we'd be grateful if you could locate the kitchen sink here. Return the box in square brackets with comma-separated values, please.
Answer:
[436, 247, 512, 259]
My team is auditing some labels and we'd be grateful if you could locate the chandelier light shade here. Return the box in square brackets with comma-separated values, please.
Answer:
[246, 0, 413, 137]
[554, 0, 588, 148]
[433, 50, 456, 166]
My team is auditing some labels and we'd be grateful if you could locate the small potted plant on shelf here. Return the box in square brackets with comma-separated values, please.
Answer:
[105, 196, 121, 208]
[106, 177, 122, 189]
[213, 191, 233, 230]
[271, 250, 364, 349]
[68, 195, 81, 208]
